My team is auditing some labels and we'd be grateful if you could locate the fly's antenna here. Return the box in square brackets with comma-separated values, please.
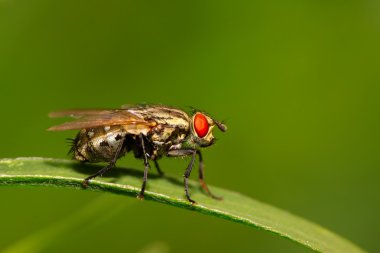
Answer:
[214, 120, 227, 132]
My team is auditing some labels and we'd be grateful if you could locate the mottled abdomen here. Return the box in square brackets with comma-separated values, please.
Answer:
[72, 126, 127, 162]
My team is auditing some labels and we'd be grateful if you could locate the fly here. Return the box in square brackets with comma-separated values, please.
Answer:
[48, 104, 227, 203]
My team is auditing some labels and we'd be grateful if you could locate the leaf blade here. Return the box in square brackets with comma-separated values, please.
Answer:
[0, 157, 365, 253]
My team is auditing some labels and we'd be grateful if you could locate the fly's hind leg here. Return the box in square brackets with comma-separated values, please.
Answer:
[154, 160, 164, 176]
[82, 136, 126, 187]
[197, 151, 223, 200]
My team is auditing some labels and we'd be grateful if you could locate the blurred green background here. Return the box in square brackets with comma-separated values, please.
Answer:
[0, 0, 379, 252]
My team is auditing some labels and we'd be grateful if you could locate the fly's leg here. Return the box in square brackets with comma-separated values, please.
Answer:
[83, 136, 125, 187]
[197, 151, 222, 200]
[184, 150, 197, 204]
[138, 134, 150, 199]
[167, 149, 197, 204]
[154, 160, 164, 176]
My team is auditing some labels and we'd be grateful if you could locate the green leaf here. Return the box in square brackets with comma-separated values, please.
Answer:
[0, 157, 365, 253]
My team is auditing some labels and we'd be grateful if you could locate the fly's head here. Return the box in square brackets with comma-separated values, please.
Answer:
[185, 112, 227, 149]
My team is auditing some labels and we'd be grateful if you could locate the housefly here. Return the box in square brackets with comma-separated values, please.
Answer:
[48, 104, 227, 203]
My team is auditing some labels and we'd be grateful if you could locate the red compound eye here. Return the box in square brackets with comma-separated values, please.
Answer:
[194, 113, 209, 138]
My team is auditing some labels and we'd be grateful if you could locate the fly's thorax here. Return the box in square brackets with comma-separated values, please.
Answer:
[127, 105, 190, 129]
[73, 126, 127, 162]
[128, 105, 190, 146]
[148, 124, 188, 151]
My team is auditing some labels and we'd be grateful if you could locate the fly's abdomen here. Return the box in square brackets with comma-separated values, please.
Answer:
[72, 127, 127, 162]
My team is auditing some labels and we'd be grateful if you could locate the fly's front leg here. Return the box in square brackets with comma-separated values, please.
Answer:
[83, 136, 125, 187]
[197, 151, 222, 200]
[167, 149, 197, 204]
[138, 134, 150, 199]
[184, 151, 197, 203]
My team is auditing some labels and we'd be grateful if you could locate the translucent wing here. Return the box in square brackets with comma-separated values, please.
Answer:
[48, 109, 156, 131]
[49, 109, 112, 118]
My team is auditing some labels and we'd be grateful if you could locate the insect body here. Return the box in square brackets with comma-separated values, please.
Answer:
[49, 104, 227, 203]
